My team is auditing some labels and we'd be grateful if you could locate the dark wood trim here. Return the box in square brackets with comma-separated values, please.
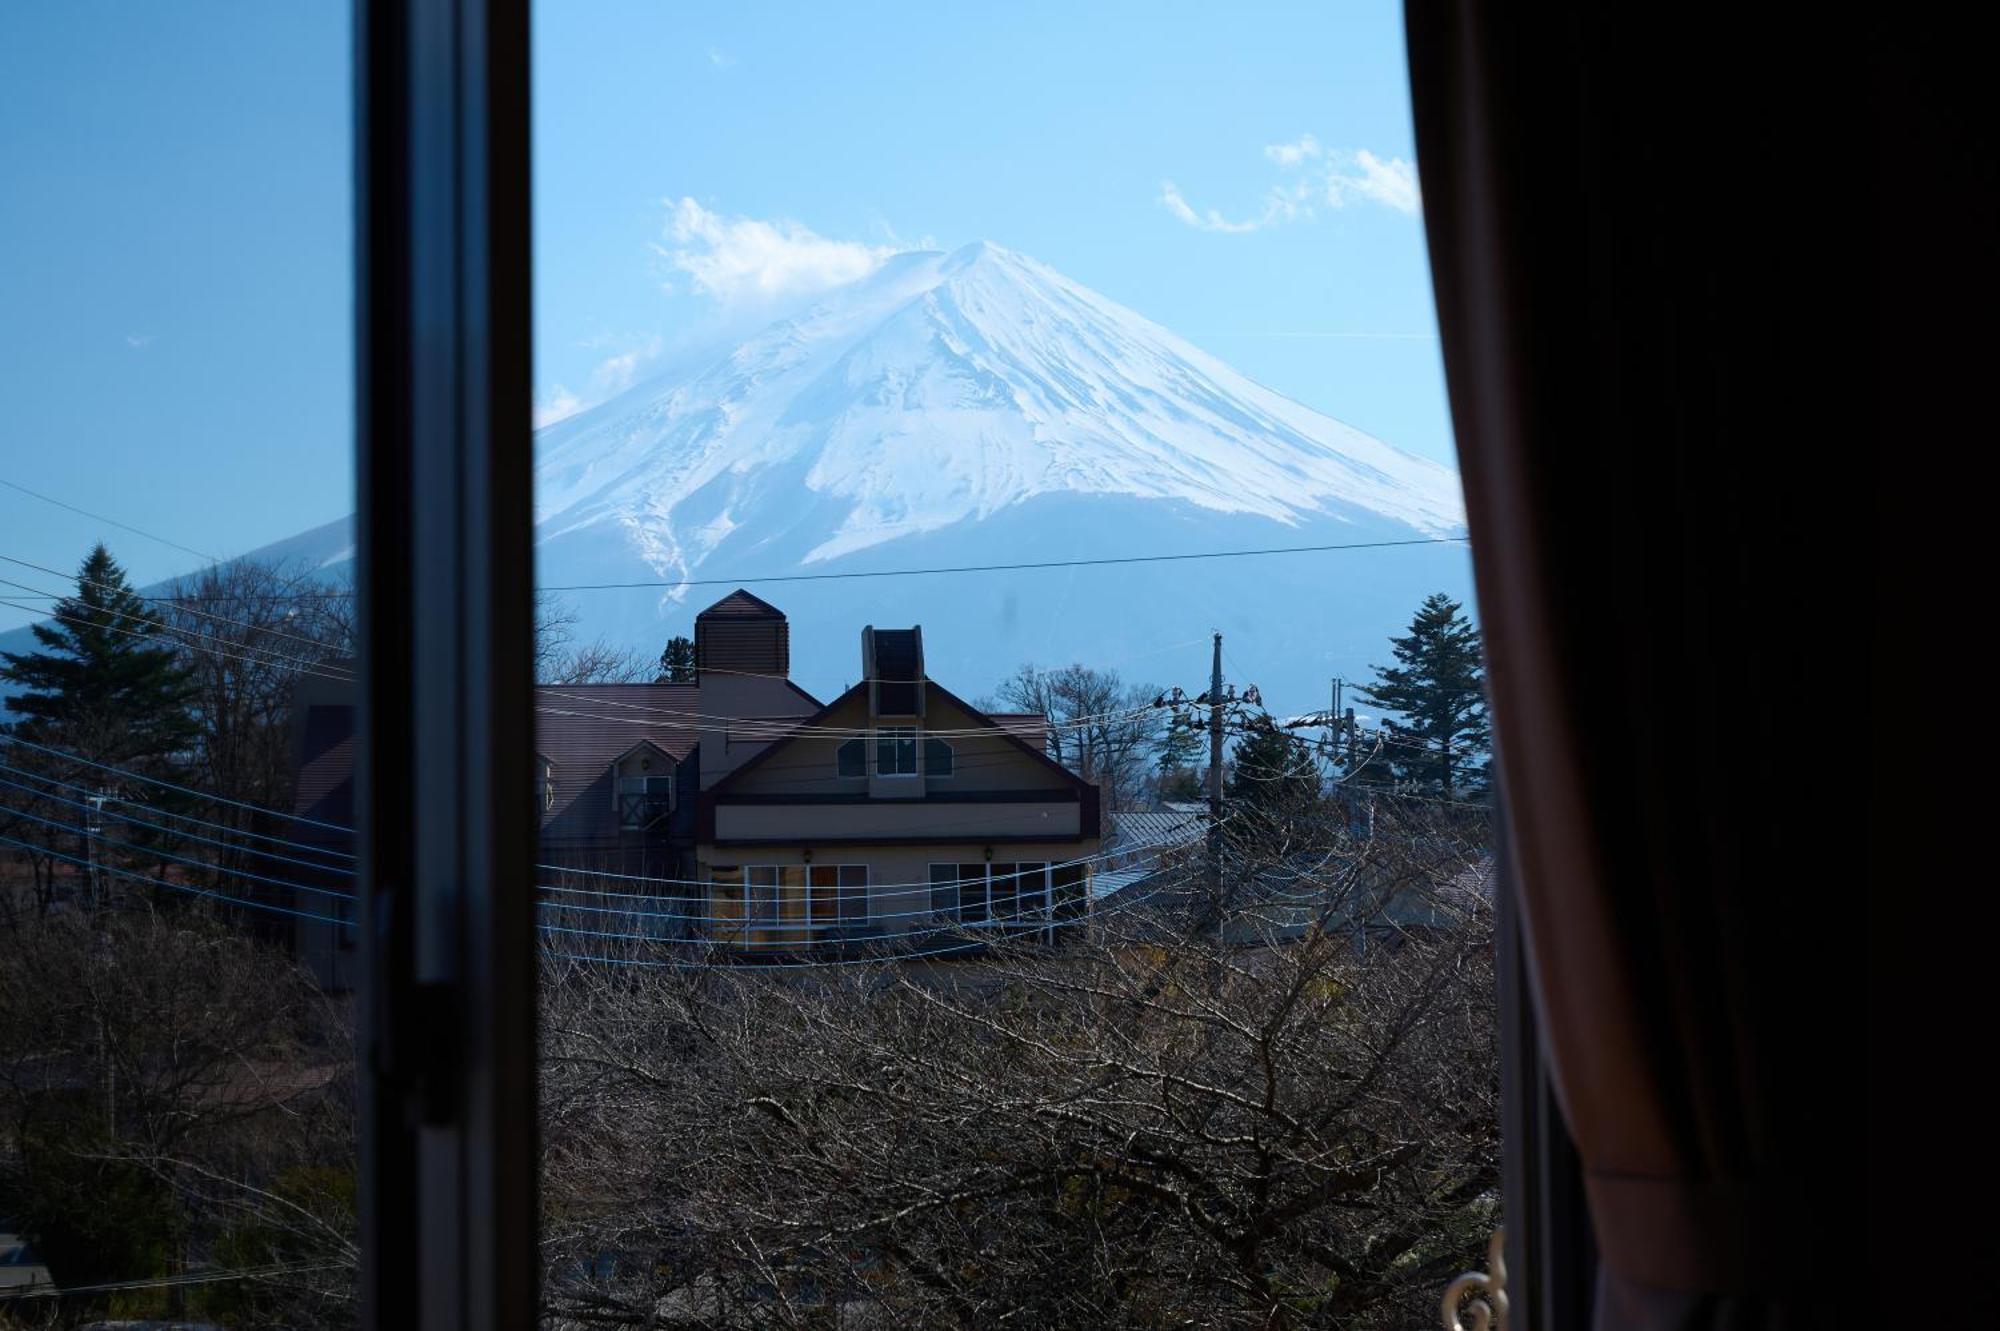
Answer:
[711, 789, 1083, 807]
[355, 0, 536, 1325]
[703, 833, 1094, 850]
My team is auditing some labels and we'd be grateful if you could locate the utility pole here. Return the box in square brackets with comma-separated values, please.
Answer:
[1207, 632, 1224, 911]
[84, 788, 106, 910]
[1328, 677, 1342, 770]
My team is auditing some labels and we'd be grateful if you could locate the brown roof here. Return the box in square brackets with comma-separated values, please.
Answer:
[695, 588, 786, 619]
[534, 684, 701, 823]
[986, 712, 1049, 740]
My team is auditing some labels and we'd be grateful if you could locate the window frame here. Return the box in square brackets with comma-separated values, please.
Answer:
[928, 860, 1052, 927]
[354, 0, 538, 1324]
[345, 2, 1563, 1321]
[717, 863, 871, 935]
[874, 725, 919, 777]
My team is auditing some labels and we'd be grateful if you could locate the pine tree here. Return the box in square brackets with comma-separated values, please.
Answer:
[1226, 717, 1320, 810]
[658, 634, 697, 683]
[2, 545, 198, 770]
[1357, 592, 1490, 797]
[2, 546, 199, 904]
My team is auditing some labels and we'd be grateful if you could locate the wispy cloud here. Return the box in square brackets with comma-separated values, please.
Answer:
[533, 333, 667, 429]
[1161, 137, 1421, 234]
[534, 386, 583, 429]
[1158, 182, 1267, 234]
[705, 46, 734, 68]
[655, 197, 901, 309]
[124, 333, 155, 349]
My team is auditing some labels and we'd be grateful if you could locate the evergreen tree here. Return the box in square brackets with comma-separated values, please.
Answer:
[1357, 592, 1490, 797]
[1, 545, 198, 772]
[1226, 717, 1320, 810]
[658, 634, 697, 683]
[1, 546, 199, 905]
[1151, 709, 1207, 802]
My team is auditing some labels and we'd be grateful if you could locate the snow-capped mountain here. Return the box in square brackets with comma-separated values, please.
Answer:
[521, 241, 1472, 710]
[532, 242, 1463, 576]
[48, 242, 1473, 712]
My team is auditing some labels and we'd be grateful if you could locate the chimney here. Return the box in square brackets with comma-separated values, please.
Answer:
[693, 589, 789, 680]
[861, 625, 924, 718]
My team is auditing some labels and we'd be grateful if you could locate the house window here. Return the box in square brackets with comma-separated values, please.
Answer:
[875, 727, 918, 776]
[716, 865, 869, 937]
[746, 866, 783, 926]
[930, 862, 1052, 925]
[535, 759, 555, 814]
[616, 774, 675, 828]
[836, 737, 865, 778]
[808, 865, 869, 926]
[924, 736, 954, 777]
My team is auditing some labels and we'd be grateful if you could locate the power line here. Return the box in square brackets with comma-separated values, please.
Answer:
[0, 733, 354, 833]
[0, 552, 346, 656]
[0, 477, 223, 565]
[0, 594, 356, 684]
[0, 772, 357, 875]
[539, 536, 1469, 593]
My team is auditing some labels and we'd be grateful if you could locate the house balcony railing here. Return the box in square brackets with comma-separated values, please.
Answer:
[618, 794, 672, 830]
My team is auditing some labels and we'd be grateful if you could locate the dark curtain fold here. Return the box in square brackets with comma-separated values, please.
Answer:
[1402, 5, 1884, 1327]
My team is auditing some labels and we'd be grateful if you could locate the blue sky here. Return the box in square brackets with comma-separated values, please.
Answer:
[1, 0, 1450, 634]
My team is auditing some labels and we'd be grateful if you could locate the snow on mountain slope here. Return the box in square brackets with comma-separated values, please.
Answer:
[529, 241, 1463, 586]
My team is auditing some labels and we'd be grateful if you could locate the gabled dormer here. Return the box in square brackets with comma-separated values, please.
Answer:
[611, 739, 677, 830]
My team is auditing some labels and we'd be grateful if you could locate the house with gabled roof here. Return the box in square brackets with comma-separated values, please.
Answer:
[695, 623, 1100, 954]
[288, 591, 1100, 981]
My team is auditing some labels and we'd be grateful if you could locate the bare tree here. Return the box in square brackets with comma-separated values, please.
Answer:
[538, 799, 1497, 1329]
[0, 909, 356, 1325]
[158, 560, 354, 896]
[537, 593, 652, 685]
[992, 663, 1164, 812]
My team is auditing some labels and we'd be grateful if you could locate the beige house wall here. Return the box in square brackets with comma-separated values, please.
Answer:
[719, 688, 1065, 798]
[696, 839, 1094, 944]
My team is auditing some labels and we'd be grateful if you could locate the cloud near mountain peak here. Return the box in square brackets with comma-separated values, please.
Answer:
[656, 197, 902, 309]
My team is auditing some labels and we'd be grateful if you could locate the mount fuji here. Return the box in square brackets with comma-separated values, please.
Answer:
[230, 241, 1472, 710]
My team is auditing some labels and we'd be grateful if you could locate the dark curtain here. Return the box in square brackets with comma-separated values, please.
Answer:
[1401, 5, 1936, 1327]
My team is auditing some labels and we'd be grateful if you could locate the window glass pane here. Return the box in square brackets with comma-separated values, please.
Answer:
[1, 3, 358, 1314]
[528, 3, 1493, 1323]
[929, 863, 960, 919]
[989, 863, 1019, 920]
[808, 865, 839, 923]
[958, 863, 990, 923]
[836, 737, 865, 777]
[876, 726, 917, 776]
[924, 736, 954, 776]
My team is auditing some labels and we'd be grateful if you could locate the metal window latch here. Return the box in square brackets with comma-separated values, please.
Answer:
[1441, 1227, 1507, 1331]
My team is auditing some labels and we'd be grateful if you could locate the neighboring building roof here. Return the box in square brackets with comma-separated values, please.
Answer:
[533, 684, 701, 822]
[985, 711, 1049, 741]
[289, 684, 708, 843]
[1107, 809, 1206, 852]
[696, 588, 786, 619]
